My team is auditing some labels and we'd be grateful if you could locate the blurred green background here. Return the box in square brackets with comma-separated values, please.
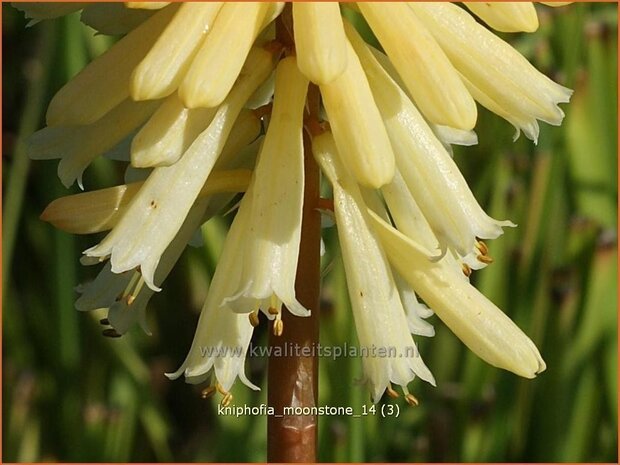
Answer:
[2, 3, 617, 462]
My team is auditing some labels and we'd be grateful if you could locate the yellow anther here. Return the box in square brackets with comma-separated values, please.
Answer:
[214, 383, 233, 407]
[386, 385, 399, 399]
[268, 306, 279, 315]
[201, 386, 216, 399]
[405, 393, 419, 406]
[126, 295, 136, 306]
[475, 240, 489, 256]
[220, 392, 233, 408]
[273, 319, 284, 337]
[462, 263, 472, 277]
[249, 311, 260, 327]
[477, 254, 494, 265]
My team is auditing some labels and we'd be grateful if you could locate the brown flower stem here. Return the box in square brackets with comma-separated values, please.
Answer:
[267, 6, 322, 462]
[267, 127, 321, 462]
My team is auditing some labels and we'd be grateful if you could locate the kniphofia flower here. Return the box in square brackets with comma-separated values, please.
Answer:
[24, 2, 571, 404]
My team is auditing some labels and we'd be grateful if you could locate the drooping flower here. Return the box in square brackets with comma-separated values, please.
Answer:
[346, 23, 515, 258]
[23, 2, 572, 403]
[165, 194, 259, 403]
[368, 212, 546, 378]
[357, 2, 478, 131]
[83, 47, 277, 291]
[313, 131, 435, 404]
[75, 198, 212, 336]
[223, 56, 310, 324]
[409, 2, 573, 142]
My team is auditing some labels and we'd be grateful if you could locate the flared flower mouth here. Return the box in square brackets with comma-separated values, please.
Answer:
[24, 1, 571, 403]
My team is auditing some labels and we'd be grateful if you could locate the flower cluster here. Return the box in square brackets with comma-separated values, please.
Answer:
[22, 2, 571, 404]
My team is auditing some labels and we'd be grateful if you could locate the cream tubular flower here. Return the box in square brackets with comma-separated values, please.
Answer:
[393, 272, 435, 338]
[431, 124, 478, 148]
[380, 168, 484, 283]
[320, 38, 395, 189]
[169, 302, 258, 394]
[84, 47, 277, 291]
[130, 93, 216, 168]
[464, 2, 539, 33]
[292, 2, 347, 84]
[29, 99, 160, 188]
[76, 198, 211, 335]
[379, 170, 438, 252]
[313, 131, 435, 403]
[363, 45, 479, 152]
[46, 5, 177, 126]
[167, 195, 258, 393]
[410, 2, 572, 142]
[178, 2, 282, 108]
[358, 2, 477, 130]
[369, 212, 546, 379]
[225, 56, 310, 320]
[131, 2, 223, 100]
[347, 25, 513, 257]
[40, 169, 251, 235]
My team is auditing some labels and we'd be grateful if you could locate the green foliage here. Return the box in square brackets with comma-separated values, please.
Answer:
[3, 3, 617, 462]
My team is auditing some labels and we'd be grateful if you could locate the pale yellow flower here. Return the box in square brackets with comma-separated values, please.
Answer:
[314, 132, 435, 403]
[222, 56, 310, 321]
[23, 2, 571, 401]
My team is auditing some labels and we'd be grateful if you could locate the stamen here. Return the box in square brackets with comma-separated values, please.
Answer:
[121, 271, 141, 301]
[126, 276, 146, 305]
[477, 254, 494, 265]
[102, 328, 122, 338]
[475, 239, 489, 256]
[220, 392, 233, 407]
[118, 269, 146, 306]
[273, 317, 284, 337]
[268, 295, 280, 315]
[215, 382, 233, 407]
[386, 385, 400, 399]
[201, 386, 216, 399]
[249, 311, 260, 327]
[402, 386, 419, 406]
[462, 263, 472, 277]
